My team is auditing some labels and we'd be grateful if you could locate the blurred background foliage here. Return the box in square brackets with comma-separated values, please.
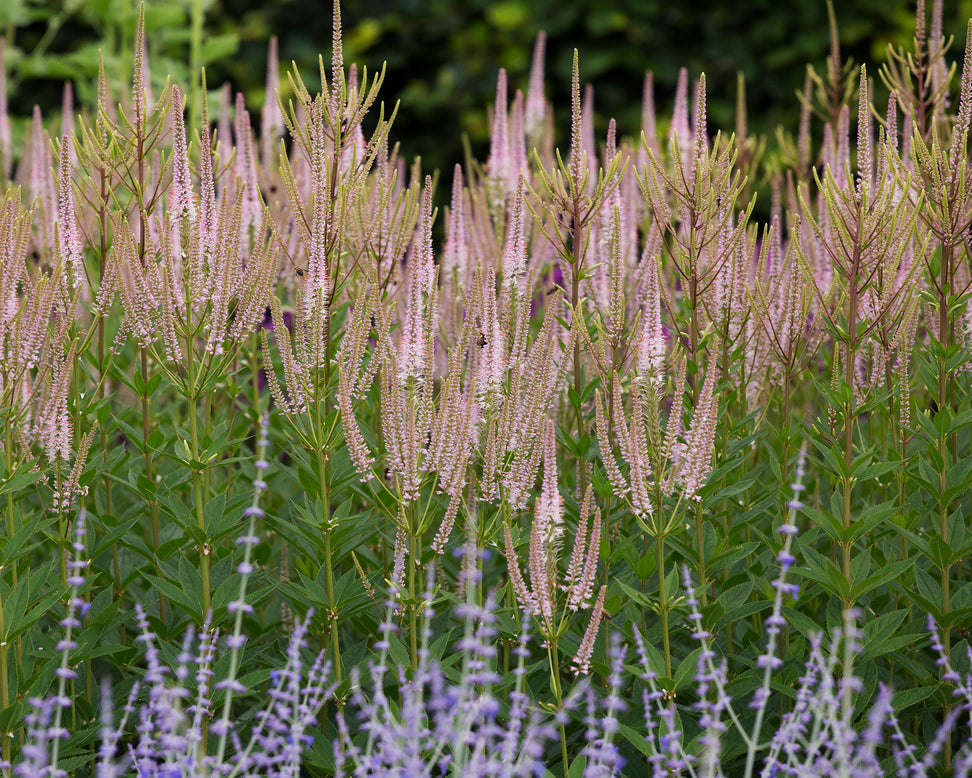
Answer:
[4, 0, 972, 185]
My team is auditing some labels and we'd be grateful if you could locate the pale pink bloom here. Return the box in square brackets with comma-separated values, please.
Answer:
[56, 134, 84, 290]
[487, 69, 509, 207]
[29, 107, 56, 258]
[636, 252, 666, 386]
[260, 35, 284, 174]
[572, 585, 607, 676]
[234, 92, 263, 239]
[502, 177, 527, 294]
[525, 31, 547, 146]
[0, 40, 10, 181]
[442, 165, 468, 284]
[670, 68, 692, 175]
[677, 369, 720, 501]
[509, 90, 528, 188]
[169, 87, 197, 226]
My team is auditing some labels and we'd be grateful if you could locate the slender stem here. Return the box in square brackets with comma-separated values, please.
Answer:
[0, 576, 8, 769]
[547, 640, 570, 777]
[939, 243, 954, 773]
[694, 500, 707, 608]
[317, 446, 341, 683]
[140, 349, 164, 627]
[185, 338, 211, 617]
[657, 532, 672, 679]
[840, 237, 861, 597]
[408, 509, 418, 672]
[571, 209, 587, 496]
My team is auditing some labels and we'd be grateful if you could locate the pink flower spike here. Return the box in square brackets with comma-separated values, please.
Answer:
[169, 86, 197, 226]
[56, 133, 84, 291]
[487, 68, 509, 204]
[525, 31, 547, 145]
[0, 40, 10, 180]
[573, 585, 607, 675]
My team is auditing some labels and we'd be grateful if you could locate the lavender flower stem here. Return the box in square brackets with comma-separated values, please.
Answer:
[215, 431, 268, 764]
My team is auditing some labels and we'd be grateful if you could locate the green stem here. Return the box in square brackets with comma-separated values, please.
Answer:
[840, 238, 861, 600]
[408, 501, 418, 671]
[571, 209, 587, 497]
[0, 578, 8, 769]
[185, 339, 211, 618]
[317, 447, 341, 683]
[694, 500, 706, 608]
[657, 532, 672, 679]
[141, 349, 162, 574]
[939, 243, 954, 773]
[547, 641, 570, 776]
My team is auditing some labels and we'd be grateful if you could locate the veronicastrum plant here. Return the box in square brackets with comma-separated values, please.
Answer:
[3, 0, 972, 775]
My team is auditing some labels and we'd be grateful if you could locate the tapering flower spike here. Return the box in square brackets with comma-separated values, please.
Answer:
[670, 67, 692, 173]
[502, 175, 527, 295]
[234, 92, 263, 237]
[675, 368, 720, 501]
[132, 3, 148, 128]
[329, 0, 344, 116]
[692, 73, 708, 179]
[56, 134, 84, 291]
[636, 250, 666, 387]
[568, 49, 585, 193]
[442, 164, 469, 286]
[504, 417, 606, 653]
[29, 106, 56, 257]
[169, 86, 197, 226]
[509, 89, 528, 185]
[857, 66, 873, 193]
[641, 71, 657, 158]
[487, 68, 510, 206]
[260, 35, 284, 172]
[61, 82, 75, 166]
[525, 30, 547, 146]
[0, 40, 10, 181]
[571, 585, 607, 676]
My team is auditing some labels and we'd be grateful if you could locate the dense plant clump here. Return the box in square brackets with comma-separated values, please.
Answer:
[2, 0, 972, 774]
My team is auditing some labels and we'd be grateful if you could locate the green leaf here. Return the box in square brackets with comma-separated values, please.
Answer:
[927, 535, 953, 569]
[0, 469, 44, 497]
[708, 542, 759, 575]
[803, 505, 842, 542]
[618, 722, 656, 759]
[144, 572, 202, 621]
[847, 499, 896, 543]
[850, 559, 913, 601]
[712, 600, 771, 634]
[0, 515, 54, 566]
[568, 755, 587, 778]
[892, 684, 939, 712]
[863, 609, 908, 658]
[674, 647, 702, 691]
